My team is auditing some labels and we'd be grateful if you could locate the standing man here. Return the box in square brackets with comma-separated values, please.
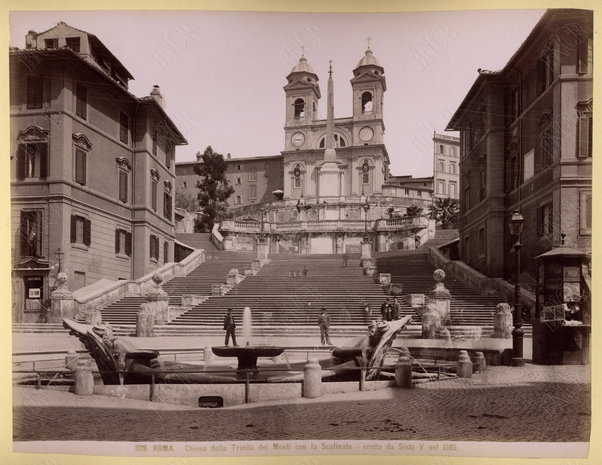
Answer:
[342, 252, 349, 268]
[392, 296, 401, 320]
[380, 297, 392, 321]
[223, 308, 238, 347]
[317, 307, 332, 345]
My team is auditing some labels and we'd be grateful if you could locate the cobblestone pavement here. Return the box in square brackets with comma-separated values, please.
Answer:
[13, 365, 590, 442]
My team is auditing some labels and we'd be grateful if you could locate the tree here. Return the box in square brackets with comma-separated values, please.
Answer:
[386, 206, 402, 219]
[430, 197, 460, 229]
[193, 146, 234, 232]
[175, 188, 198, 213]
[404, 204, 424, 217]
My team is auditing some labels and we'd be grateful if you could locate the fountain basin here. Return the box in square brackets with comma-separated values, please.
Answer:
[211, 346, 284, 372]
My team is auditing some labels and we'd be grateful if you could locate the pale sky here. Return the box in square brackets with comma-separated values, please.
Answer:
[10, 9, 545, 177]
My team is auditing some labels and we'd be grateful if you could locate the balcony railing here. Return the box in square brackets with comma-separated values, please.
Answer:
[220, 216, 427, 234]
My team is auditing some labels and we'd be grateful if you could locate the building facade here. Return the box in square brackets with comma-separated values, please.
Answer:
[10, 22, 186, 322]
[447, 9, 592, 279]
[175, 47, 436, 254]
[433, 132, 460, 200]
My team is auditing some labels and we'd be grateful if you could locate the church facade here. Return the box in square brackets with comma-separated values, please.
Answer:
[176, 47, 434, 254]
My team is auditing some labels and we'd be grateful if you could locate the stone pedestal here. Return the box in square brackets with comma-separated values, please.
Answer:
[364, 265, 377, 277]
[421, 303, 441, 339]
[360, 240, 372, 266]
[318, 161, 341, 197]
[223, 237, 233, 250]
[492, 303, 513, 338]
[302, 358, 322, 398]
[427, 269, 452, 326]
[145, 274, 170, 325]
[48, 272, 76, 322]
[136, 303, 155, 337]
[256, 240, 269, 262]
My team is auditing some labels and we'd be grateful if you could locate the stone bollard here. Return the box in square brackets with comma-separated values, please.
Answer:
[421, 303, 441, 339]
[395, 355, 413, 388]
[302, 358, 322, 398]
[456, 350, 473, 378]
[474, 352, 486, 373]
[74, 359, 94, 396]
[204, 347, 213, 366]
[65, 349, 79, 372]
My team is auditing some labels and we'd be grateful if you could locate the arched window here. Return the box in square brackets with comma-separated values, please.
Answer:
[319, 134, 347, 148]
[294, 98, 305, 118]
[361, 92, 373, 113]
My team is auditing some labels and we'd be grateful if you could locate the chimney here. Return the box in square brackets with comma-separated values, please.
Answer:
[150, 85, 164, 108]
[25, 30, 38, 49]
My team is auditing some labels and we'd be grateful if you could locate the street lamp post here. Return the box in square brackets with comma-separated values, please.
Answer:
[509, 210, 525, 367]
[362, 198, 370, 241]
[54, 247, 64, 274]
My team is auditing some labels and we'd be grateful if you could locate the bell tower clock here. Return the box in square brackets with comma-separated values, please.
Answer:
[283, 51, 321, 151]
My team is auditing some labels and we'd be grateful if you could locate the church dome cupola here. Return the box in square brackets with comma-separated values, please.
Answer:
[356, 48, 381, 68]
[289, 54, 317, 77]
[353, 45, 385, 78]
[284, 50, 321, 128]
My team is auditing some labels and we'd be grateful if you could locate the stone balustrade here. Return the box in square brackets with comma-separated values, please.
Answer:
[220, 217, 428, 235]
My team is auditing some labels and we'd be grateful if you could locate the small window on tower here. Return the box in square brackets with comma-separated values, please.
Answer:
[66, 37, 81, 53]
[294, 98, 305, 118]
[361, 92, 373, 113]
[44, 38, 58, 49]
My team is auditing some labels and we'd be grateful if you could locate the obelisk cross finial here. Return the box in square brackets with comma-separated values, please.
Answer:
[328, 59, 333, 77]
[367, 36, 372, 51]
[301, 45, 305, 58]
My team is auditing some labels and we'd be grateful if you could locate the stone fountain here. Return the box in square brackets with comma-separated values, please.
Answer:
[62, 314, 413, 385]
[211, 307, 284, 377]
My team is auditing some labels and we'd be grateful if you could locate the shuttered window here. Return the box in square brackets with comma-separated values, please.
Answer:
[16, 144, 48, 180]
[70, 215, 91, 247]
[115, 228, 132, 257]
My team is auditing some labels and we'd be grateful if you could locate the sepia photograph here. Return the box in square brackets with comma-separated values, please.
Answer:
[6, 4, 595, 463]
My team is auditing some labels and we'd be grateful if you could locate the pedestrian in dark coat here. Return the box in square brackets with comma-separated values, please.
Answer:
[392, 296, 401, 320]
[317, 307, 332, 345]
[380, 297, 392, 321]
[223, 308, 238, 346]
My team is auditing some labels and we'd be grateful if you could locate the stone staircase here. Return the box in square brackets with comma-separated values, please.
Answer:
[170, 253, 385, 327]
[175, 232, 219, 251]
[13, 247, 530, 337]
[374, 249, 531, 336]
[420, 228, 459, 249]
[99, 251, 256, 325]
